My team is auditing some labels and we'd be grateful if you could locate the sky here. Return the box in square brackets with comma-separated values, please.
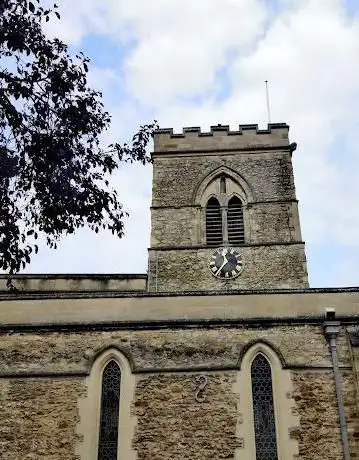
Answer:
[23, 0, 359, 288]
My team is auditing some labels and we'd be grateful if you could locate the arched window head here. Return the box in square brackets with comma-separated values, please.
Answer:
[98, 360, 121, 460]
[76, 348, 136, 460]
[199, 172, 247, 246]
[206, 197, 223, 246]
[251, 354, 278, 460]
[227, 196, 244, 245]
[236, 343, 299, 460]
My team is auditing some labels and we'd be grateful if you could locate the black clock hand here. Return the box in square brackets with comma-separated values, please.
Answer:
[216, 251, 228, 276]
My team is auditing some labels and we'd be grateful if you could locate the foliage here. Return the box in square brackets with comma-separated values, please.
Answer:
[0, 0, 157, 281]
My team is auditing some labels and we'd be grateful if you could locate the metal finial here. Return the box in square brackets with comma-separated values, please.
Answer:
[265, 80, 272, 124]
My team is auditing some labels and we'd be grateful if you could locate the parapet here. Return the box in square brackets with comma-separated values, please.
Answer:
[153, 123, 290, 153]
[0, 274, 148, 293]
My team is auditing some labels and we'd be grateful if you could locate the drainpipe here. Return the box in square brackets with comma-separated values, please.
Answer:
[324, 309, 351, 460]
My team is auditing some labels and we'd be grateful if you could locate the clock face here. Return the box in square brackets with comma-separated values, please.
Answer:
[209, 247, 244, 279]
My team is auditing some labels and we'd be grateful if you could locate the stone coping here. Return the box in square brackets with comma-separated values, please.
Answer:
[154, 123, 289, 137]
[0, 273, 147, 279]
[0, 274, 147, 293]
[0, 285, 358, 300]
[0, 288, 359, 330]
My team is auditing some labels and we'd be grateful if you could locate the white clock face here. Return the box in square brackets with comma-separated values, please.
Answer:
[209, 247, 244, 279]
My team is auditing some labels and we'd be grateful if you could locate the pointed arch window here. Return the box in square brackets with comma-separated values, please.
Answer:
[251, 354, 278, 460]
[227, 196, 244, 245]
[205, 195, 245, 246]
[206, 197, 223, 246]
[98, 360, 121, 460]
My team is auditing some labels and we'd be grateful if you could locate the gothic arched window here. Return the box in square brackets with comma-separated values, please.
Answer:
[98, 360, 121, 460]
[227, 196, 244, 245]
[206, 197, 223, 246]
[251, 354, 278, 460]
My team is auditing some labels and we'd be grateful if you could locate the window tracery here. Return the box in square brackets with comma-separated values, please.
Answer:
[98, 360, 121, 460]
[204, 176, 245, 246]
[76, 348, 136, 460]
[235, 342, 299, 460]
[251, 354, 278, 460]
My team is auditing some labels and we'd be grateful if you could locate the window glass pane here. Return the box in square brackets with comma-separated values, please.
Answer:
[206, 197, 223, 246]
[251, 354, 278, 460]
[98, 361, 121, 460]
[227, 196, 244, 245]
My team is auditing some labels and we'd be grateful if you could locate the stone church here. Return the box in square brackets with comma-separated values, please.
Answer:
[0, 123, 358, 459]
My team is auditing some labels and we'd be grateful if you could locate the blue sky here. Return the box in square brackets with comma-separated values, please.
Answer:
[22, 0, 359, 288]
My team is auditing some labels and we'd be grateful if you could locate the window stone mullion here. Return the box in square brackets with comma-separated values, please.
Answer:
[222, 207, 228, 245]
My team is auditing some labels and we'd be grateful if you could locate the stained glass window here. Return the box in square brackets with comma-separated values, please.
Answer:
[251, 354, 278, 460]
[98, 360, 121, 460]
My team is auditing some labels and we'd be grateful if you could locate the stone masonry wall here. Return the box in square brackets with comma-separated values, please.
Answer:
[1, 324, 358, 459]
[151, 152, 296, 207]
[351, 345, 359, 399]
[0, 378, 85, 459]
[149, 143, 307, 290]
[291, 371, 359, 459]
[248, 201, 301, 244]
[148, 244, 308, 291]
[133, 372, 240, 460]
[2, 325, 352, 375]
[151, 201, 301, 247]
[150, 206, 199, 246]
[153, 124, 290, 152]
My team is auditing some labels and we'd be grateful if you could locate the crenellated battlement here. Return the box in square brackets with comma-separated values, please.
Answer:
[153, 123, 291, 153]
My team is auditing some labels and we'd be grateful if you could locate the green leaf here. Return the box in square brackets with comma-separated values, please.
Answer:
[0, 0, 157, 281]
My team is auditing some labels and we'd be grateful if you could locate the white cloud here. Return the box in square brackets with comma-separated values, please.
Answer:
[43, 0, 109, 43]
[26, 163, 152, 273]
[26, 0, 359, 286]
[120, 0, 268, 105]
[45, 0, 268, 104]
[148, 0, 359, 285]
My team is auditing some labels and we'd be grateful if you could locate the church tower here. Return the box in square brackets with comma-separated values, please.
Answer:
[148, 123, 308, 291]
[1, 122, 359, 460]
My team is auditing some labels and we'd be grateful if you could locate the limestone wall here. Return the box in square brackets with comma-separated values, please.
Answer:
[149, 128, 307, 290]
[1, 290, 359, 326]
[0, 274, 147, 293]
[1, 324, 358, 459]
[151, 152, 296, 207]
[0, 326, 352, 375]
[153, 124, 290, 152]
[148, 244, 308, 291]
[0, 378, 85, 460]
[150, 206, 199, 246]
[151, 202, 301, 247]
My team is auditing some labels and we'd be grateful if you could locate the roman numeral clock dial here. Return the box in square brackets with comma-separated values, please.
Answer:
[209, 247, 244, 279]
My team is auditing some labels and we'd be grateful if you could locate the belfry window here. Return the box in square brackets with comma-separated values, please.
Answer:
[205, 195, 245, 246]
[227, 197, 244, 245]
[251, 354, 278, 460]
[206, 197, 223, 246]
[98, 360, 121, 460]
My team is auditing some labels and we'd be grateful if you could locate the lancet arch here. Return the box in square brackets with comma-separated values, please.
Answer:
[193, 166, 253, 207]
[76, 348, 137, 460]
[234, 342, 299, 460]
[194, 166, 252, 245]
